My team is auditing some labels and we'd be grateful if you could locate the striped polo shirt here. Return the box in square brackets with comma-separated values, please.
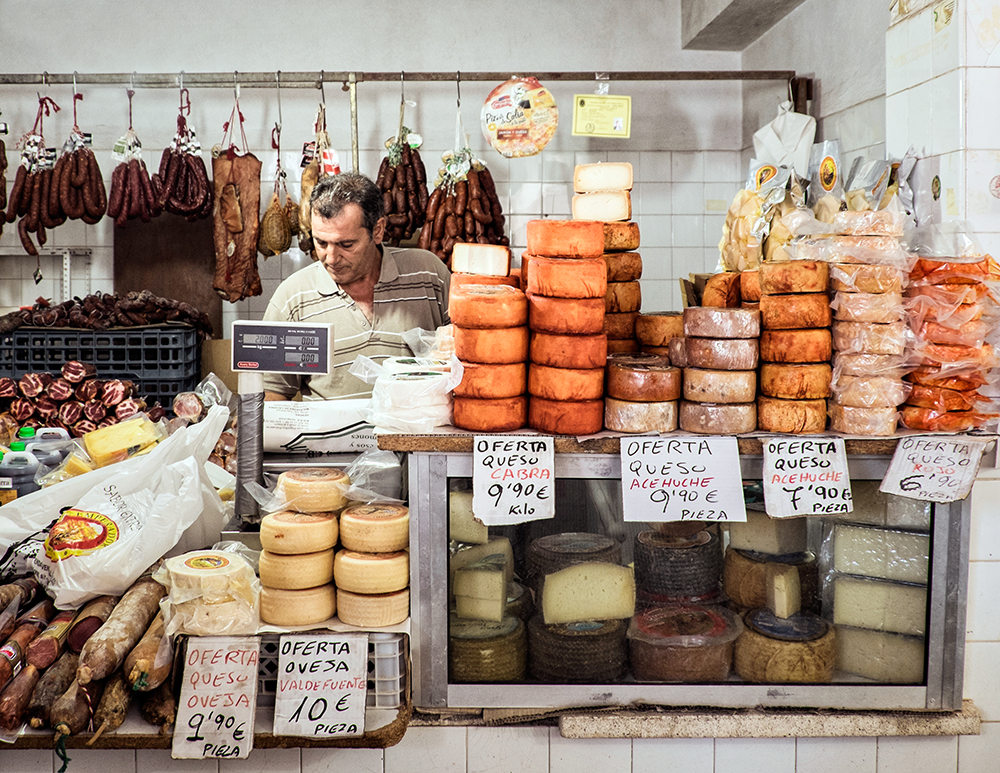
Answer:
[261, 246, 451, 399]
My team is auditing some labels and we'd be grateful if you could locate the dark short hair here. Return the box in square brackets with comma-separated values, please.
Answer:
[310, 172, 384, 233]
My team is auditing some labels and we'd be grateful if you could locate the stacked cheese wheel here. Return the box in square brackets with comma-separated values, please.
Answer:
[524, 219, 608, 435]
[604, 353, 681, 432]
[572, 163, 642, 355]
[756, 260, 833, 434]
[900, 256, 998, 432]
[259, 468, 349, 627]
[334, 503, 411, 627]
[828, 520, 930, 682]
[636, 311, 683, 359]
[678, 306, 760, 434]
[632, 527, 723, 606]
[818, 216, 911, 435]
[451, 281, 529, 432]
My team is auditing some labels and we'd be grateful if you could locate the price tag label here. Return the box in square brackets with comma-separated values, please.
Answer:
[173, 637, 259, 760]
[763, 437, 852, 517]
[273, 633, 368, 738]
[621, 436, 746, 523]
[880, 435, 992, 502]
[473, 436, 554, 525]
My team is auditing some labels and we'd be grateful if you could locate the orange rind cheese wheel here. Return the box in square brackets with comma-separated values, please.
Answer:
[606, 358, 680, 402]
[760, 363, 832, 399]
[757, 396, 827, 434]
[830, 263, 904, 293]
[605, 281, 642, 313]
[603, 252, 643, 282]
[760, 329, 833, 363]
[603, 221, 640, 252]
[526, 256, 608, 299]
[759, 260, 829, 294]
[760, 293, 832, 330]
[604, 311, 639, 339]
[529, 295, 605, 335]
[526, 219, 605, 258]
[449, 285, 528, 329]
[701, 273, 741, 308]
[453, 395, 528, 432]
[740, 270, 762, 302]
[635, 312, 684, 347]
[453, 361, 527, 399]
[528, 396, 604, 435]
[833, 292, 904, 324]
[530, 332, 608, 369]
[450, 272, 519, 292]
[454, 325, 529, 364]
[608, 338, 641, 354]
[528, 364, 605, 401]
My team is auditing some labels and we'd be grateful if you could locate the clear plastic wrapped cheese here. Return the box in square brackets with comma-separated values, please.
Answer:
[898, 405, 985, 432]
[628, 604, 743, 682]
[905, 383, 981, 412]
[830, 208, 906, 237]
[832, 375, 910, 408]
[831, 320, 907, 356]
[791, 236, 912, 269]
[833, 352, 908, 379]
[274, 468, 350, 513]
[683, 306, 760, 339]
[684, 337, 759, 371]
[830, 263, 905, 294]
[372, 371, 452, 408]
[156, 550, 260, 636]
[829, 523, 930, 584]
[829, 403, 898, 436]
[831, 291, 904, 323]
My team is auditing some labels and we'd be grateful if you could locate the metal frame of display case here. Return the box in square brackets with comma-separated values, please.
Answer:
[407, 451, 971, 712]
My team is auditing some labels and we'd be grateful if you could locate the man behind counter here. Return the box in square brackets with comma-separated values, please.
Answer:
[262, 172, 451, 401]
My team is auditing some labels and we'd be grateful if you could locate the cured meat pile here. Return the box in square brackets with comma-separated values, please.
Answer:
[0, 361, 162, 439]
[375, 128, 429, 246]
[417, 152, 508, 265]
[0, 291, 212, 337]
[0, 575, 176, 737]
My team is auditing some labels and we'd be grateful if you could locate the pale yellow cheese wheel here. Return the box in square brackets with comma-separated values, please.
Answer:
[275, 468, 350, 513]
[338, 504, 410, 553]
[334, 549, 409, 594]
[260, 584, 337, 626]
[258, 548, 334, 590]
[336, 588, 410, 627]
[260, 511, 339, 554]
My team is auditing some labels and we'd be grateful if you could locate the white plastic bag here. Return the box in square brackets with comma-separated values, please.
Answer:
[0, 405, 229, 608]
[753, 100, 816, 179]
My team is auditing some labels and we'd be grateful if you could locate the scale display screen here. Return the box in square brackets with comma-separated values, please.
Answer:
[231, 321, 333, 375]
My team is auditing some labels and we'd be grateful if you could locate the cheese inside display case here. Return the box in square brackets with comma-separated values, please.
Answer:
[406, 450, 970, 712]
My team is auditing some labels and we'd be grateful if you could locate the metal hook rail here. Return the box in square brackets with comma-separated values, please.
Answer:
[0, 70, 806, 173]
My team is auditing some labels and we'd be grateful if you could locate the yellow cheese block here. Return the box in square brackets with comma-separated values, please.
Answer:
[83, 415, 161, 467]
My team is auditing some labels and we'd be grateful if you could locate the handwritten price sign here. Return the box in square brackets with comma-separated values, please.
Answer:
[763, 438, 853, 517]
[273, 633, 368, 738]
[473, 436, 554, 526]
[172, 637, 259, 760]
[881, 435, 991, 502]
[621, 436, 746, 523]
